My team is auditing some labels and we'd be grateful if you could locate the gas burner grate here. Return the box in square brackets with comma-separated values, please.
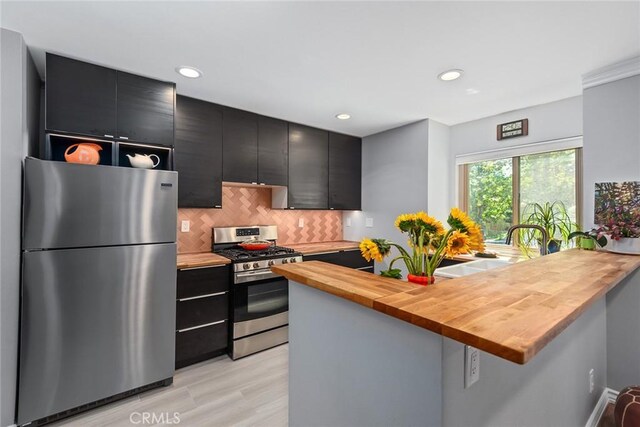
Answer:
[215, 245, 299, 262]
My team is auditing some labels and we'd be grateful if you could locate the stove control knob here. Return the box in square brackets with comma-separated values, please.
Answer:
[290, 258, 297, 263]
[243, 263, 250, 270]
[282, 259, 288, 264]
[268, 260, 275, 266]
[253, 262, 260, 269]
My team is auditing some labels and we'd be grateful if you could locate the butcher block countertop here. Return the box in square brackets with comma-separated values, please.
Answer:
[286, 240, 360, 255]
[272, 250, 640, 364]
[177, 252, 231, 269]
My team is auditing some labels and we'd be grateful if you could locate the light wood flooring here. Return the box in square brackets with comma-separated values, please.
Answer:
[51, 345, 288, 427]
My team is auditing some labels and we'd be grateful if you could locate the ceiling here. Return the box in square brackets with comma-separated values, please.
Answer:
[2, 1, 639, 137]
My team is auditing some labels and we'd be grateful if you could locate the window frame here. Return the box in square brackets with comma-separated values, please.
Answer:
[458, 147, 583, 245]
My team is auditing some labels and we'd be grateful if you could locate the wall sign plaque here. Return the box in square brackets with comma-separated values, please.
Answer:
[497, 118, 528, 140]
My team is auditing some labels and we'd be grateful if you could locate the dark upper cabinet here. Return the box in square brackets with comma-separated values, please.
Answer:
[258, 116, 288, 186]
[222, 108, 258, 183]
[45, 54, 175, 146]
[329, 132, 362, 210]
[116, 72, 175, 146]
[46, 53, 117, 138]
[175, 96, 223, 208]
[288, 124, 329, 209]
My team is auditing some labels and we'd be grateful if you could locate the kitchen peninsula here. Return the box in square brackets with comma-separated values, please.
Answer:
[273, 250, 640, 426]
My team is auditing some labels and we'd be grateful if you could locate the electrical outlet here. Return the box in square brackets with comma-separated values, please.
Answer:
[346, 218, 352, 227]
[589, 369, 594, 393]
[365, 217, 374, 228]
[465, 345, 480, 388]
[298, 218, 304, 228]
[181, 220, 190, 233]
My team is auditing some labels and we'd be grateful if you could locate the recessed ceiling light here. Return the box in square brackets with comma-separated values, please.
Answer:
[336, 113, 351, 120]
[438, 69, 464, 81]
[176, 66, 202, 78]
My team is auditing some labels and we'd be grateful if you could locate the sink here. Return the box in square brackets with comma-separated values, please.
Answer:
[435, 258, 512, 278]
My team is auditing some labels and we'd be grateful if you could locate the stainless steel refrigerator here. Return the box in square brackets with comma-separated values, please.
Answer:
[17, 158, 178, 425]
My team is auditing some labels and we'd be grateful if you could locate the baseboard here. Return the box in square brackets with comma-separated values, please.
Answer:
[585, 387, 619, 427]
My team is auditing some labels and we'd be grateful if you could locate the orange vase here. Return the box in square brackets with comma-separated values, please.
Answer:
[64, 143, 102, 165]
[407, 274, 435, 285]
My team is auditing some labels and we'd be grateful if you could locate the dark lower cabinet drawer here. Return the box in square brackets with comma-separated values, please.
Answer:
[304, 249, 372, 269]
[176, 293, 228, 331]
[177, 265, 230, 299]
[175, 320, 228, 369]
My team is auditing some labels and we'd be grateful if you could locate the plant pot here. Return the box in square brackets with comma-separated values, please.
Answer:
[547, 240, 562, 254]
[579, 237, 596, 250]
[605, 237, 640, 255]
[407, 274, 435, 285]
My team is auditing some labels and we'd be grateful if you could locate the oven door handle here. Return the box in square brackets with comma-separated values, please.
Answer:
[235, 269, 280, 283]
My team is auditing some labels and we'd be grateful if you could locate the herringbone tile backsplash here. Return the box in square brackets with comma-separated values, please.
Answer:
[177, 186, 343, 253]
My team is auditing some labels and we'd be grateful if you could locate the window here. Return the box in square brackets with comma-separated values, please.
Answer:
[460, 148, 582, 244]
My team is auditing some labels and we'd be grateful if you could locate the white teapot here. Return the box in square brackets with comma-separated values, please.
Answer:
[126, 153, 160, 169]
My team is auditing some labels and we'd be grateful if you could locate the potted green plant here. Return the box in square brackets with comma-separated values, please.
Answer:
[519, 201, 577, 255]
[568, 230, 607, 250]
[584, 208, 640, 254]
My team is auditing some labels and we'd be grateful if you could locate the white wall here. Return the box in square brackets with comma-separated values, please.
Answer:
[343, 120, 430, 273]
[427, 120, 451, 221]
[582, 75, 640, 229]
[0, 28, 40, 427]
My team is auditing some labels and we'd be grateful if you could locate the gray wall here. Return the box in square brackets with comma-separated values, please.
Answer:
[582, 74, 640, 391]
[449, 95, 583, 157]
[289, 279, 607, 427]
[449, 96, 583, 211]
[606, 264, 640, 390]
[343, 119, 429, 273]
[0, 28, 40, 427]
[289, 282, 443, 427]
[442, 299, 606, 427]
[582, 75, 640, 229]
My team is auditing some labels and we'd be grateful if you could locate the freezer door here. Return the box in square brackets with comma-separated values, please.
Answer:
[17, 243, 176, 425]
[23, 157, 177, 250]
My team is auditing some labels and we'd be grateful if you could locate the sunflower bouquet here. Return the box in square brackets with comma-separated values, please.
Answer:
[359, 208, 485, 284]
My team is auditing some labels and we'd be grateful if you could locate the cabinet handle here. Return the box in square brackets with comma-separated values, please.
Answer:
[251, 182, 258, 185]
[306, 250, 339, 256]
[177, 319, 225, 333]
[178, 291, 227, 302]
[104, 134, 114, 138]
[214, 205, 222, 208]
[179, 264, 226, 271]
[289, 207, 295, 210]
[330, 208, 335, 210]
[259, 183, 266, 186]
[119, 136, 129, 140]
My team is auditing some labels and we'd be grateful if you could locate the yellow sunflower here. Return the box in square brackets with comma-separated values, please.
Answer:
[466, 223, 486, 252]
[359, 238, 383, 262]
[448, 207, 476, 232]
[445, 231, 471, 257]
[394, 213, 417, 232]
[414, 211, 445, 236]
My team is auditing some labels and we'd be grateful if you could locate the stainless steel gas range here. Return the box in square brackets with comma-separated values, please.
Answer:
[213, 225, 302, 359]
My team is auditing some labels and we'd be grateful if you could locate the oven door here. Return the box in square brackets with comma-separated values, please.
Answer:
[233, 276, 288, 339]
